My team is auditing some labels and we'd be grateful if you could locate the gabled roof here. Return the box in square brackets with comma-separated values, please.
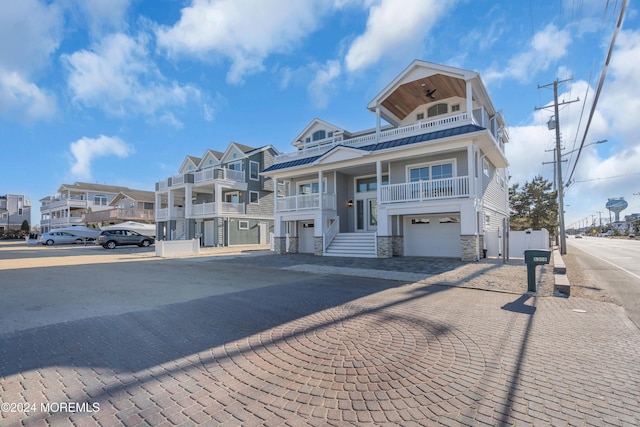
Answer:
[109, 190, 156, 206]
[220, 142, 256, 163]
[179, 156, 201, 173]
[291, 118, 347, 147]
[198, 149, 223, 169]
[58, 182, 130, 194]
[263, 124, 485, 173]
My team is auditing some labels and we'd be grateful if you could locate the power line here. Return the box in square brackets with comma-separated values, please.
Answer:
[565, 0, 628, 186]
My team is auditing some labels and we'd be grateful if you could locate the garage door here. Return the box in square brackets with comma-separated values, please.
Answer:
[298, 221, 315, 254]
[404, 215, 461, 257]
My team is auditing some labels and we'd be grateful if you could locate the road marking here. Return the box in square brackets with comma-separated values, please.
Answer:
[585, 251, 640, 281]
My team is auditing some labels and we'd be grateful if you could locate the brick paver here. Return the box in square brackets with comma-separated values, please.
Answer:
[1, 252, 639, 425]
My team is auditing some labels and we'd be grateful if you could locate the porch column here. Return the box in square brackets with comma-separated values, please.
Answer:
[318, 170, 323, 212]
[168, 190, 175, 219]
[185, 185, 192, 218]
[215, 182, 222, 216]
[466, 81, 473, 122]
[467, 145, 476, 198]
[375, 106, 381, 141]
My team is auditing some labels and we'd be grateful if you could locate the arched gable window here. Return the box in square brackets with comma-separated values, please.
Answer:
[312, 130, 326, 141]
[427, 103, 448, 118]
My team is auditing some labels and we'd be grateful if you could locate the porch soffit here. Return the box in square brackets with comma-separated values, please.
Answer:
[380, 74, 467, 123]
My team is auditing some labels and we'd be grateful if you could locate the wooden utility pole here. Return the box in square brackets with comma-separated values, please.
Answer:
[535, 78, 579, 255]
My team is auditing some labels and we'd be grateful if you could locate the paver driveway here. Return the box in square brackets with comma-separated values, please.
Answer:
[1, 244, 639, 426]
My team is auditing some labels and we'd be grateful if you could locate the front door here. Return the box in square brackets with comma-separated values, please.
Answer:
[356, 198, 377, 232]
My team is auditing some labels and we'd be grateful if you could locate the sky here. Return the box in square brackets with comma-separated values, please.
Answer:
[1, 0, 639, 230]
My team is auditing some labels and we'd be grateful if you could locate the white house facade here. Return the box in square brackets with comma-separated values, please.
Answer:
[155, 142, 279, 247]
[262, 60, 510, 261]
[0, 194, 31, 232]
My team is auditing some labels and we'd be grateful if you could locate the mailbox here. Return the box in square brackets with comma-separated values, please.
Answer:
[524, 249, 551, 292]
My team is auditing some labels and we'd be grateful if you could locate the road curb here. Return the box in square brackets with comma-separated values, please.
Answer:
[553, 247, 570, 297]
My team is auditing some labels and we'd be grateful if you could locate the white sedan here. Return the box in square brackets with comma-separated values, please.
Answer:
[39, 231, 87, 246]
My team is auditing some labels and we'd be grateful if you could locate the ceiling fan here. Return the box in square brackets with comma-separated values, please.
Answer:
[424, 88, 437, 99]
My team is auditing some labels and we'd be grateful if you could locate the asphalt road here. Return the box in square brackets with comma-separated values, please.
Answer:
[567, 236, 640, 327]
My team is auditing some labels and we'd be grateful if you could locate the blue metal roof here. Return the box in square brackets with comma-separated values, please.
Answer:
[263, 124, 485, 172]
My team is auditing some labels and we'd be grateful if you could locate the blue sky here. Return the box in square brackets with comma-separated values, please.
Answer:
[1, 0, 639, 229]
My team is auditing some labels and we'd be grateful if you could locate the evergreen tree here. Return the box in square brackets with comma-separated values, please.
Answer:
[509, 175, 558, 233]
[21, 220, 30, 232]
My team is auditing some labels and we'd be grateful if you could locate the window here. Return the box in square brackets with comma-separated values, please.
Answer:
[485, 215, 491, 226]
[305, 137, 311, 143]
[250, 191, 259, 204]
[238, 220, 249, 230]
[439, 216, 460, 223]
[451, 104, 460, 112]
[297, 178, 327, 194]
[356, 176, 388, 192]
[409, 162, 453, 182]
[94, 195, 107, 206]
[312, 130, 326, 141]
[18, 208, 23, 215]
[483, 159, 490, 176]
[225, 192, 239, 203]
[416, 112, 425, 120]
[249, 161, 260, 181]
[228, 161, 242, 171]
[143, 202, 154, 210]
[411, 218, 430, 224]
[327, 131, 334, 138]
[427, 103, 448, 117]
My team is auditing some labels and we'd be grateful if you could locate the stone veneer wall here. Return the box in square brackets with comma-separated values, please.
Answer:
[392, 236, 404, 257]
[460, 235, 479, 261]
[314, 237, 323, 256]
[272, 237, 286, 254]
[479, 234, 485, 258]
[377, 236, 393, 258]
[288, 237, 299, 254]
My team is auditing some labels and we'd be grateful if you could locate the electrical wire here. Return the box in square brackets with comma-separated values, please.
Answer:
[565, 0, 627, 187]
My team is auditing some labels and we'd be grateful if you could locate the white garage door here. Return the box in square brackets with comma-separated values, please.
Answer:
[298, 221, 315, 254]
[404, 215, 461, 257]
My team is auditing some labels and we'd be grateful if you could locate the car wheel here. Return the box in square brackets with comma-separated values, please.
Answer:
[140, 240, 151, 247]
[46, 240, 54, 246]
[105, 241, 117, 249]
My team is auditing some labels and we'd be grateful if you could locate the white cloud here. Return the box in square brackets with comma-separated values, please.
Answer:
[308, 60, 342, 108]
[345, 0, 454, 73]
[0, 0, 62, 120]
[62, 33, 202, 122]
[66, 0, 132, 37]
[69, 135, 134, 180]
[156, 0, 328, 84]
[0, 70, 57, 121]
[484, 24, 572, 84]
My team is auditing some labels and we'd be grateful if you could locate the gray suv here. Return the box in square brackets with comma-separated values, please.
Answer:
[96, 229, 154, 249]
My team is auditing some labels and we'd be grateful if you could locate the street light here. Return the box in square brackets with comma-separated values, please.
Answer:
[561, 139, 607, 157]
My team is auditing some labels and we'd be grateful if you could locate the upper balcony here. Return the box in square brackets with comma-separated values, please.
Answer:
[83, 208, 155, 223]
[274, 108, 507, 165]
[157, 167, 246, 192]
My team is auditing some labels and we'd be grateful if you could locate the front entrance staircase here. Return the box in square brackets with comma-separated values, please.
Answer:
[324, 232, 377, 258]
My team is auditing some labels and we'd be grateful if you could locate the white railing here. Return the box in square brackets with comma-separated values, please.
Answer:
[156, 208, 168, 220]
[193, 167, 245, 184]
[323, 217, 340, 251]
[155, 207, 185, 220]
[380, 176, 470, 203]
[275, 112, 474, 163]
[276, 194, 336, 212]
[171, 174, 186, 186]
[188, 202, 246, 218]
[157, 179, 168, 190]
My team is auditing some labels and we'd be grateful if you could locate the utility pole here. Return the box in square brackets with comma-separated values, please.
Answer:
[542, 147, 567, 192]
[535, 78, 579, 255]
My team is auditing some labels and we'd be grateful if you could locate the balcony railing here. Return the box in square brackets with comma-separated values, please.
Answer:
[275, 112, 477, 163]
[276, 194, 336, 212]
[193, 167, 245, 184]
[155, 207, 185, 220]
[190, 202, 245, 217]
[380, 176, 470, 204]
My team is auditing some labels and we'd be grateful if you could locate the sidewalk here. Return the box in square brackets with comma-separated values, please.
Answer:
[1, 250, 639, 426]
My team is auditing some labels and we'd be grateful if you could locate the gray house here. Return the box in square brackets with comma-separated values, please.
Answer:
[155, 142, 279, 246]
[0, 194, 31, 233]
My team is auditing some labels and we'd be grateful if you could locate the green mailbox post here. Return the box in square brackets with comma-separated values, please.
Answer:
[524, 249, 551, 292]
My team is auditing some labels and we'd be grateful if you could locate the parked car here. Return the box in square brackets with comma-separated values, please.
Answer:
[575, 234, 582, 238]
[96, 229, 154, 249]
[39, 231, 87, 246]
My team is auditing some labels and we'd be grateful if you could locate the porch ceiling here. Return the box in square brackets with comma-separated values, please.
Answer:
[381, 75, 467, 121]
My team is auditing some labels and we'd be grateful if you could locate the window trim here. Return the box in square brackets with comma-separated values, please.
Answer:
[249, 191, 259, 204]
[227, 160, 243, 171]
[296, 178, 327, 195]
[249, 160, 260, 181]
[406, 159, 457, 182]
[225, 191, 240, 203]
[238, 220, 249, 230]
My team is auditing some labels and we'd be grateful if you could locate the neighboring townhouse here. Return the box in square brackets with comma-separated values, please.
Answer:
[262, 60, 510, 261]
[0, 194, 31, 232]
[155, 142, 279, 247]
[83, 189, 155, 227]
[40, 183, 151, 233]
